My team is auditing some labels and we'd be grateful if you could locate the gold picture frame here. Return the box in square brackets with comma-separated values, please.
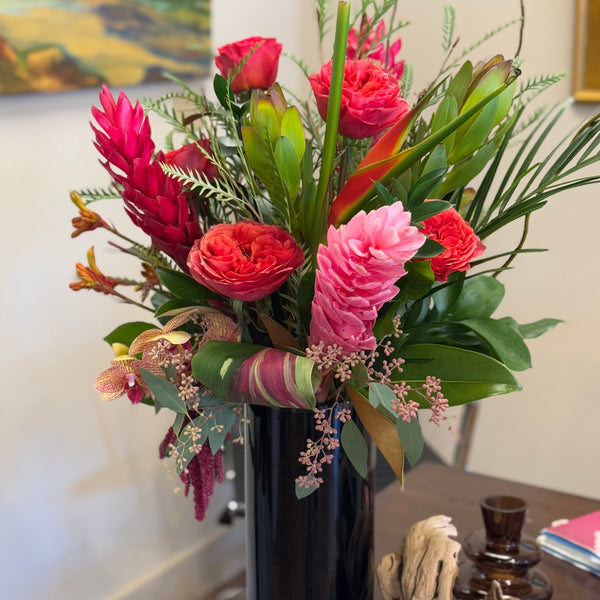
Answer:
[574, 0, 600, 101]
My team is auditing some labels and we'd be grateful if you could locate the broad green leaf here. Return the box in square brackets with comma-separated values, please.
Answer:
[154, 298, 195, 317]
[447, 276, 505, 320]
[274, 136, 301, 198]
[280, 106, 306, 161]
[518, 318, 563, 339]
[457, 318, 531, 371]
[431, 276, 465, 317]
[341, 419, 368, 478]
[396, 418, 424, 467]
[253, 97, 279, 146]
[431, 97, 459, 154]
[213, 74, 235, 111]
[399, 261, 435, 299]
[409, 200, 451, 223]
[445, 61, 473, 107]
[439, 141, 496, 196]
[399, 344, 521, 406]
[449, 97, 499, 163]
[103, 322, 156, 346]
[155, 267, 213, 303]
[140, 369, 187, 414]
[413, 238, 446, 259]
[407, 168, 449, 208]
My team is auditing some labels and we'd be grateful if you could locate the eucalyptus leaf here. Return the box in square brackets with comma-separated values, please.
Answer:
[207, 405, 238, 454]
[396, 418, 424, 467]
[341, 419, 368, 478]
[296, 479, 318, 499]
[140, 369, 187, 414]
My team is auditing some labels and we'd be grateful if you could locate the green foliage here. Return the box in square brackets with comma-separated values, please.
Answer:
[396, 418, 424, 467]
[103, 322, 156, 346]
[340, 419, 368, 478]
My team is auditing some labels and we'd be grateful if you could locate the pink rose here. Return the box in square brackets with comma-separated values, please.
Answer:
[309, 59, 409, 139]
[164, 140, 219, 181]
[187, 220, 304, 301]
[215, 36, 282, 93]
[421, 207, 485, 282]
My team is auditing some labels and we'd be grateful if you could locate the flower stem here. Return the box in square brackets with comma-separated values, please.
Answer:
[313, 1, 350, 250]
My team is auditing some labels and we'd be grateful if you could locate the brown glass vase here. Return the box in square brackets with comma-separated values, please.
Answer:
[453, 495, 553, 600]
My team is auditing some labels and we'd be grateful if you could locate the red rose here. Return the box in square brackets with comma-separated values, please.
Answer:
[215, 36, 282, 93]
[164, 140, 219, 181]
[187, 220, 304, 301]
[421, 207, 485, 282]
[309, 59, 409, 139]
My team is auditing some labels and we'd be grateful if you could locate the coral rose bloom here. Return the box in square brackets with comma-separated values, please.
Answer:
[187, 221, 304, 301]
[215, 36, 282, 93]
[309, 59, 409, 139]
[422, 207, 485, 282]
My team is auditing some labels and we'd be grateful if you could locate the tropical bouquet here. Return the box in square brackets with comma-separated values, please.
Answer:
[70, 0, 600, 521]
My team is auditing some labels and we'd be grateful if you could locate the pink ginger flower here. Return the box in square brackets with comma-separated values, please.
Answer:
[309, 202, 425, 354]
[91, 86, 202, 271]
[347, 20, 404, 81]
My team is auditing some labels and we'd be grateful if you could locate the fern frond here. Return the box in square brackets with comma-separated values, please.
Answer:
[442, 5, 456, 53]
[76, 186, 122, 203]
[401, 62, 414, 98]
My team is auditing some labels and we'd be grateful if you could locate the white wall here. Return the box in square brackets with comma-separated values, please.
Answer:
[0, 1, 598, 599]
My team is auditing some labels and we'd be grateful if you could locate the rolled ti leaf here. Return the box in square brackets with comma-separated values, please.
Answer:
[192, 341, 319, 409]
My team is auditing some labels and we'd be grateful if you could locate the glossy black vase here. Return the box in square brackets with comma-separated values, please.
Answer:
[245, 403, 374, 600]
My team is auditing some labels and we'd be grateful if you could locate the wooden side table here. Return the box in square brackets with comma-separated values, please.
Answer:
[201, 462, 600, 599]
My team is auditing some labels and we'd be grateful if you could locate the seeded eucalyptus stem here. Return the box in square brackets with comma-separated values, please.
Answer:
[314, 1, 350, 251]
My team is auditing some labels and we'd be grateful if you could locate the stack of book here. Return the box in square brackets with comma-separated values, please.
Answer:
[537, 510, 600, 577]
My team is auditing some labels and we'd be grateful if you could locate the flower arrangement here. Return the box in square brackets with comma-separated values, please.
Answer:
[70, 1, 600, 520]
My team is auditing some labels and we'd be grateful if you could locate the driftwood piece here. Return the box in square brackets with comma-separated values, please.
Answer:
[376, 515, 461, 600]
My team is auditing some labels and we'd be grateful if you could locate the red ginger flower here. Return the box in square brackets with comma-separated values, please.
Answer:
[347, 19, 404, 81]
[91, 86, 203, 271]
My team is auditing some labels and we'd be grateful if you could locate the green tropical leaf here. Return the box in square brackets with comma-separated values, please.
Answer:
[341, 419, 368, 478]
[518, 318, 563, 339]
[447, 275, 505, 320]
[103, 321, 156, 346]
[192, 341, 319, 409]
[398, 344, 521, 406]
[155, 267, 213, 303]
[457, 318, 531, 370]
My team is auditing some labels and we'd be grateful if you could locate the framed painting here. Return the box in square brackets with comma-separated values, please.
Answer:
[0, 0, 210, 95]
[573, 0, 600, 101]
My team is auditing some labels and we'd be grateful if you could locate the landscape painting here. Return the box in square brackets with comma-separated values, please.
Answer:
[0, 0, 210, 95]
